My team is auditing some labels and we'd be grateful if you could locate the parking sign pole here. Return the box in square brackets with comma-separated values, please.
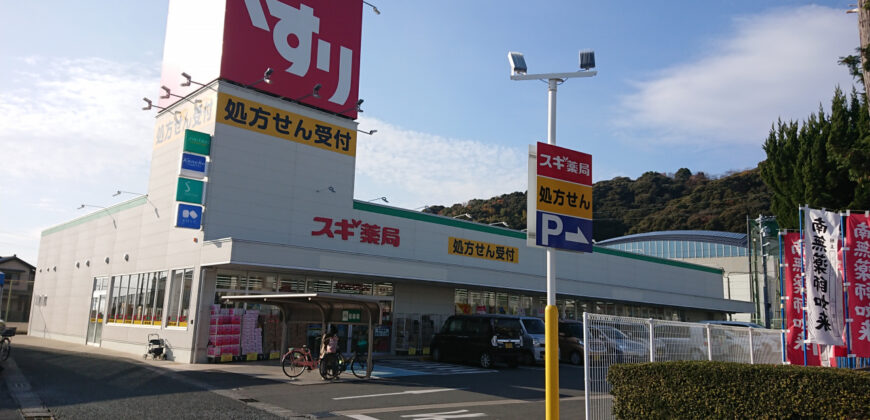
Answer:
[544, 77, 559, 420]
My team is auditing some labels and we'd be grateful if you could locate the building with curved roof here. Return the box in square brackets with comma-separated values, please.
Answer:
[597, 230, 760, 322]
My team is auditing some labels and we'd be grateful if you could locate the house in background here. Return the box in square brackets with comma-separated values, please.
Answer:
[0, 255, 36, 324]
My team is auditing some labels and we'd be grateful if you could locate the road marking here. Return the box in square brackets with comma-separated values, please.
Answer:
[335, 397, 585, 417]
[401, 409, 485, 419]
[334, 388, 462, 400]
[345, 415, 380, 420]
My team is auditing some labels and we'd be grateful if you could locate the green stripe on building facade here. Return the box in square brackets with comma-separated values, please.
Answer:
[353, 201, 722, 275]
[41, 197, 148, 237]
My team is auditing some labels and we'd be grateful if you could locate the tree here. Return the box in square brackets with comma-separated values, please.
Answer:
[759, 88, 870, 228]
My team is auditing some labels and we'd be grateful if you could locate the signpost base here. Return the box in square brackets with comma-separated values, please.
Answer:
[545, 304, 559, 419]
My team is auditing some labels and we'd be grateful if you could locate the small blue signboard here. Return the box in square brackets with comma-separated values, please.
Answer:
[176, 203, 203, 229]
[0, 272, 5, 287]
[180, 153, 207, 179]
[535, 211, 593, 253]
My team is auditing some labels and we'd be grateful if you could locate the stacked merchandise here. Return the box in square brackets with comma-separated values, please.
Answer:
[261, 313, 281, 355]
[207, 305, 241, 358]
[240, 309, 263, 355]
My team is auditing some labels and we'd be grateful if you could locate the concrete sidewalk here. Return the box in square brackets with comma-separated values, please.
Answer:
[7, 334, 417, 386]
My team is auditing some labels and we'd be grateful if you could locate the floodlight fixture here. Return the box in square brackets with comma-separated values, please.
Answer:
[113, 190, 159, 217]
[363, 1, 381, 14]
[508, 50, 597, 81]
[508, 51, 528, 75]
[488, 221, 510, 228]
[579, 50, 596, 70]
[452, 213, 473, 220]
[247, 67, 274, 88]
[296, 83, 322, 101]
[357, 129, 377, 135]
[77, 204, 118, 228]
[142, 97, 165, 111]
[367, 196, 389, 203]
[340, 99, 364, 114]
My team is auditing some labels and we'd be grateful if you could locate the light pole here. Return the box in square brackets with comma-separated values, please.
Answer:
[509, 50, 597, 420]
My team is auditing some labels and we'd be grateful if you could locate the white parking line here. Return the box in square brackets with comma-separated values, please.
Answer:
[333, 388, 463, 400]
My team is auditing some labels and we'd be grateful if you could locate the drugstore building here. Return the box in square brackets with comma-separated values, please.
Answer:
[29, 0, 753, 363]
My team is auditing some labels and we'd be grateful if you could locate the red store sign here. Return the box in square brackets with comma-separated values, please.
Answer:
[311, 216, 400, 247]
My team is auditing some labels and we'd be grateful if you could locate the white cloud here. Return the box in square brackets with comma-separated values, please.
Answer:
[355, 117, 527, 209]
[618, 5, 857, 146]
[0, 56, 160, 263]
[0, 57, 159, 180]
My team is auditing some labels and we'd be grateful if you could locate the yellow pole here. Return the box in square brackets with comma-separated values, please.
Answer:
[545, 304, 559, 419]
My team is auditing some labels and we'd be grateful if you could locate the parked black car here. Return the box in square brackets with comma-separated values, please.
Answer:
[429, 314, 524, 368]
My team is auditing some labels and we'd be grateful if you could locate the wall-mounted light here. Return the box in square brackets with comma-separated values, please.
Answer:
[367, 196, 389, 203]
[357, 129, 377, 135]
[142, 98, 182, 121]
[488, 221, 510, 228]
[161, 85, 202, 106]
[340, 99, 364, 114]
[124, 253, 130, 261]
[296, 83, 321, 101]
[247, 67, 274, 88]
[113, 190, 159, 218]
[453, 213, 473, 221]
[316, 186, 337, 193]
[77, 204, 118, 228]
[362, 0, 381, 14]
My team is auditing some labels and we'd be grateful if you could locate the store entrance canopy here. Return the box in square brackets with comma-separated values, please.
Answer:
[221, 292, 391, 378]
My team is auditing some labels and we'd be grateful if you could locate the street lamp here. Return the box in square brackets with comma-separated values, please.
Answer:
[509, 50, 596, 420]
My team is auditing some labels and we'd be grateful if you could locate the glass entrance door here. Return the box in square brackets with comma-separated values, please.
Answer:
[86, 277, 108, 346]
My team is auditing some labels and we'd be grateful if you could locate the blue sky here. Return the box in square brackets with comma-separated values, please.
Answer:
[0, 1, 859, 263]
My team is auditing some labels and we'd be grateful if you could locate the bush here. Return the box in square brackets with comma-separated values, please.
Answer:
[607, 361, 870, 419]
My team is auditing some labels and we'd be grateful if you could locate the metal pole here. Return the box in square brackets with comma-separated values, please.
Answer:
[583, 311, 590, 420]
[545, 77, 560, 420]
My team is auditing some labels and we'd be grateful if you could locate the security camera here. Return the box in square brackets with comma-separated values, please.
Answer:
[508, 51, 527, 75]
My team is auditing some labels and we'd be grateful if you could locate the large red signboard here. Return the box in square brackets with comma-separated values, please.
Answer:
[159, 0, 363, 119]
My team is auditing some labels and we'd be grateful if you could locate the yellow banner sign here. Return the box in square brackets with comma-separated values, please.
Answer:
[536, 176, 593, 219]
[217, 93, 356, 157]
[448, 237, 519, 263]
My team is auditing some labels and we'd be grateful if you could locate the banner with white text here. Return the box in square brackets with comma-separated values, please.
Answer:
[846, 213, 870, 357]
[803, 208, 845, 346]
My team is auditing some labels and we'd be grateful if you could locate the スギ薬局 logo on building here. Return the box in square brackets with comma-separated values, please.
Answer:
[224, 0, 363, 118]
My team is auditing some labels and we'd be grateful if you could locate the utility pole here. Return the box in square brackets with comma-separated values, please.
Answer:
[850, 1, 870, 117]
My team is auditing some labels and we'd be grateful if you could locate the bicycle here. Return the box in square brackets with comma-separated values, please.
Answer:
[0, 327, 15, 362]
[280, 345, 335, 380]
[320, 350, 372, 379]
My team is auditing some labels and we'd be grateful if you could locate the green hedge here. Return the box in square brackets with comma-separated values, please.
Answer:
[607, 361, 870, 419]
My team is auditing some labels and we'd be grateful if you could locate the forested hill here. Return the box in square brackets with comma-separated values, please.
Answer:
[422, 167, 771, 242]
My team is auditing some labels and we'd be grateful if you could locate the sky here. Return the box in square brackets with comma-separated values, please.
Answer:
[0, 1, 860, 264]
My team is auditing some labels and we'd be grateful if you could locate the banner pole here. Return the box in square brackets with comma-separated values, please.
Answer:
[842, 210, 852, 368]
[799, 206, 808, 366]
[779, 229, 786, 364]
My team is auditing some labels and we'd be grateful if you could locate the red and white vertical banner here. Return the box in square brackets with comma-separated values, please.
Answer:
[803, 207, 845, 346]
[845, 212, 870, 356]
[783, 232, 807, 364]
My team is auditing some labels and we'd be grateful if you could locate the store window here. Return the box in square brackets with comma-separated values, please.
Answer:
[279, 274, 306, 293]
[166, 268, 194, 327]
[106, 271, 167, 326]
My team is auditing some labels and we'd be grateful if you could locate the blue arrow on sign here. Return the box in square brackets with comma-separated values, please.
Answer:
[176, 204, 203, 229]
[535, 211, 593, 253]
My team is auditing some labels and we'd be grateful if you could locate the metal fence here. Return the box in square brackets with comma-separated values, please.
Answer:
[583, 313, 784, 420]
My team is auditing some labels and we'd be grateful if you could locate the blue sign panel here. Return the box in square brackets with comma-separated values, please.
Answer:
[535, 211, 593, 253]
[180, 153, 207, 179]
[176, 204, 203, 229]
[0, 272, 4, 286]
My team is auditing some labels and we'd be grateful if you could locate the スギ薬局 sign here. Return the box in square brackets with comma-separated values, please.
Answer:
[528, 142, 593, 253]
